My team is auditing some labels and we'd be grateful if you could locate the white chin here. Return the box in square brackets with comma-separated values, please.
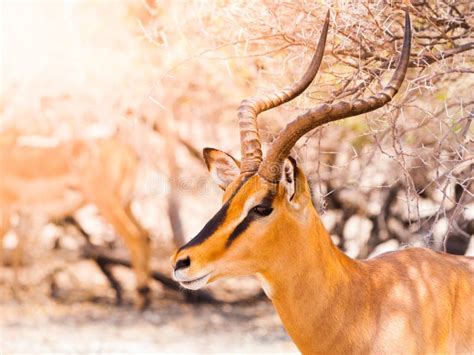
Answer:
[179, 274, 211, 290]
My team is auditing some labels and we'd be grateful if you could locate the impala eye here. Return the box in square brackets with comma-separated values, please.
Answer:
[251, 205, 273, 217]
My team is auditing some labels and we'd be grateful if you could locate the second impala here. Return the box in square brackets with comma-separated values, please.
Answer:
[0, 131, 151, 308]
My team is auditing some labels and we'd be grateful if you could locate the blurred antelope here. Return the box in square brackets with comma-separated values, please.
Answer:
[0, 131, 151, 308]
[172, 11, 473, 353]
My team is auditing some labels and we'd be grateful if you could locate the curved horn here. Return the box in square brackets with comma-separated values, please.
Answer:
[259, 11, 412, 183]
[238, 11, 330, 175]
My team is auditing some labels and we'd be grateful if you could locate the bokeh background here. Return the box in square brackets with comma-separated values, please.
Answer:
[1, 0, 472, 353]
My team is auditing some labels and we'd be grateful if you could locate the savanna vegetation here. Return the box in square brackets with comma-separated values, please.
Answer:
[1, 0, 472, 353]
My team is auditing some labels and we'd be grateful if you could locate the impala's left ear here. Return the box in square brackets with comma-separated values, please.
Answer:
[281, 157, 297, 201]
[203, 147, 241, 190]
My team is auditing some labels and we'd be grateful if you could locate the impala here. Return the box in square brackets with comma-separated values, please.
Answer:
[172, 11, 473, 353]
[0, 132, 151, 308]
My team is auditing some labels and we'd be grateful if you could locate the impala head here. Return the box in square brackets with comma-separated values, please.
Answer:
[172, 11, 411, 290]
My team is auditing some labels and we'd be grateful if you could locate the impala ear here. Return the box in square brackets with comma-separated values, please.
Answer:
[281, 157, 297, 201]
[203, 148, 240, 190]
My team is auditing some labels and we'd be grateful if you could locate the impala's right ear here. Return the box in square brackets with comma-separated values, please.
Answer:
[203, 148, 240, 190]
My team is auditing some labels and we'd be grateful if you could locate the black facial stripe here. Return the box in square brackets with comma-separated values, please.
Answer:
[226, 191, 275, 248]
[178, 199, 230, 251]
[226, 213, 256, 247]
[178, 180, 246, 251]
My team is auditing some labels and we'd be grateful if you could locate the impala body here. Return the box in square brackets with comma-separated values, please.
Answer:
[0, 131, 151, 307]
[172, 11, 474, 353]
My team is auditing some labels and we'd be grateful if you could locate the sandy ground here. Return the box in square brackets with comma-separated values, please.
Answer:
[0, 262, 297, 354]
[1, 297, 296, 354]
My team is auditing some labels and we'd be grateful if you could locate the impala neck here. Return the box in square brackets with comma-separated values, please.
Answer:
[260, 207, 365, 353]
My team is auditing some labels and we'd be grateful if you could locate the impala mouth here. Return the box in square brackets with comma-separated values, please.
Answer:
[174, 272, 212, 290]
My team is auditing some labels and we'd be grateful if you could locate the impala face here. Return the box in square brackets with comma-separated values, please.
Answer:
[172, 148, 312, 290]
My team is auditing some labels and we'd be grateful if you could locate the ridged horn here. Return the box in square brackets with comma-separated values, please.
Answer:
[238, 11, 330, 175]
[258, 11, 412, 183]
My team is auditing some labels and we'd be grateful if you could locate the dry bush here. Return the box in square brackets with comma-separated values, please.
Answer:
[141, 0, 473, 257]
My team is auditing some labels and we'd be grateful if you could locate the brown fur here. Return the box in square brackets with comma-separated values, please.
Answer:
[0, 131, 150, 307]
[173, 153, 473, 354]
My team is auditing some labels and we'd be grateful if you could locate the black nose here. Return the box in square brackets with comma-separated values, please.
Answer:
[175, 256, 191, 271]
